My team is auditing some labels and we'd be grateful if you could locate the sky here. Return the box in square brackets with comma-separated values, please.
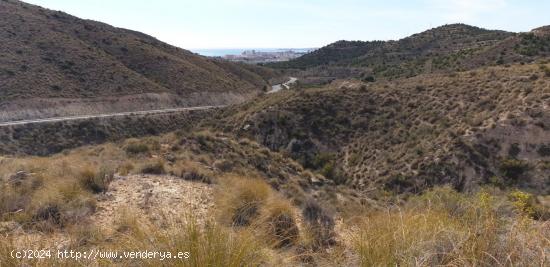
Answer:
[23, 0, 550, 49]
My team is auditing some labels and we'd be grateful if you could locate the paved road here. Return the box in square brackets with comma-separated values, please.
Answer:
[269, 77, 298, 94]
[0, 105, 224, 127]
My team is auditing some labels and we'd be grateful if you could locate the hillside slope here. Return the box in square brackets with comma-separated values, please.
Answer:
[0, 0, 270, 121]
[270, 24, 550, 83]
[214, 63, 550, 196]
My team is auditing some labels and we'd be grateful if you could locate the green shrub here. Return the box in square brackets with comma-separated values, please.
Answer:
[320, 162, 335, 179]
[362, 76, 375, 82]
[499, 158, 529, 180]
[194, 132, 215, 151]
[312, 152, 335, 169]
[509, 190, 535, 217]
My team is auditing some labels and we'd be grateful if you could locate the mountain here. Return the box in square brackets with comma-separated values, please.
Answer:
[214, 62, 550, 195]
[0, 0, 273, 121]
[269, 24, 550, 83]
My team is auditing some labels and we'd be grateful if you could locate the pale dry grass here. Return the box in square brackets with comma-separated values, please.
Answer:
[215, 175, 272, 227]
[346, 187, 549, 266]
[1, 132, 548, 266]
[112, 210, 267, 267]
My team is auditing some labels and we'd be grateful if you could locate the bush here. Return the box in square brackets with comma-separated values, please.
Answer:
[181, 220, 265, 267]
[216, 177, 271, 226]
[194, 131, 215, 151]
[349, 187, 547, 266]
[320, 162, 335, 179]
[540, 64, 550, 77]
[362, 76, 376, 82]
[115, 208, 142, 234]
[78, 167, 114, 193]
[312, 152, 334, 169]
[261, 199, 299, 248]
[139, 160, 165, 175]
[179, 169, 213, 184]
[508, 143, 521, 158]
[301, 199, 336, 249]
[509, 190, 536, 217]
[311, 152, 346, 183]
[32, 203, 63, 228]
[537, 144, 550, 157]
[124, 142, 149, 155]
[499, 158, 529, 180]
[213, 159, 234, 172]
[0, 180, 32, 217]
[116, 214, 266, 267]
[117, 162, 134, 176]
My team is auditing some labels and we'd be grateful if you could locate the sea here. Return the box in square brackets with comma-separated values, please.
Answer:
[191, 48, 314, 57]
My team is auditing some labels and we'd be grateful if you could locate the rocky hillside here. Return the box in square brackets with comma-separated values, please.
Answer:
[0, 0, 272, 121]
[213, 62, 550, 196]
[269, 24, 550, 83]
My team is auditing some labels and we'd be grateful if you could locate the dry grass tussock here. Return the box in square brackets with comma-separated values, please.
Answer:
[347, 187, 549, 266]
[215, 176, 303, 248]
[1, 133, 548, 266]
[0, 208, 267, 267]
[214, 176, 342, 264]
[0, 135, 181, 231]
[0, 155, 111, 231]
[112, 210, 266, 267]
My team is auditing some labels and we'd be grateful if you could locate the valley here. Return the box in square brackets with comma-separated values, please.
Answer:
[0, 0, 549, 266]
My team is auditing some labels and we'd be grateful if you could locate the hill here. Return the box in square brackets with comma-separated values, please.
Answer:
[269, 24, 550, 83]
[213, 62, 550, 196]
[2, 126, 547, 266]
[0, 0, 273, 121]
[1, 8, 549, 265]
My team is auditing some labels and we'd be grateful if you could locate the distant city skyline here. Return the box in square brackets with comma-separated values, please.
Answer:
[23, 0, 550, 49]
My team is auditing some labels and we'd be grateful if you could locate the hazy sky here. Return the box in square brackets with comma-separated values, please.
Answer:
[23, 0, 550, 49]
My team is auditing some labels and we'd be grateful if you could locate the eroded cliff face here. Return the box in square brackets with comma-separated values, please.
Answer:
[0, 109, 212, 156]
[0, 91, 260, 122]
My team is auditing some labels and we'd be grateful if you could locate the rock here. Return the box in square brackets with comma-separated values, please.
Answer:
[0, 221, 20, 234]
[310, 175, 324, 186]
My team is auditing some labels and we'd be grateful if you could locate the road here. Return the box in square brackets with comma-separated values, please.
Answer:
[0, 105, 224, 127]
[1, 78, 299, 127]
[269, 77, 298, 94]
